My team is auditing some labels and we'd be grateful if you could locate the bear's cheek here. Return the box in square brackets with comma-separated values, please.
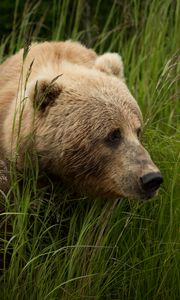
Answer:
[60, 143, 134, 199]
[61, 143, 112, 185]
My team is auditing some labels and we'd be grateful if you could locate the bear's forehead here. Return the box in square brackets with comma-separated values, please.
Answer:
[63, 93, 142, 132]
[55, 67, 142, 129]
[94, 100, 142, 130]
[76, 81, 142, 127]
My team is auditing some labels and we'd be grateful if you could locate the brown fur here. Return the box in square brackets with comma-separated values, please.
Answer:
[0, 41, 160, 199]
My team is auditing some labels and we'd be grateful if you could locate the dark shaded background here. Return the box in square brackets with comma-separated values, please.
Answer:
[0, 0, 115, 40]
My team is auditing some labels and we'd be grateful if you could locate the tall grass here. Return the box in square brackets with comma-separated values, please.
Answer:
[0, 0, 180, 299]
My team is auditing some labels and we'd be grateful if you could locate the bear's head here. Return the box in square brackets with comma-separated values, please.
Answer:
[4, 52, 163, 200]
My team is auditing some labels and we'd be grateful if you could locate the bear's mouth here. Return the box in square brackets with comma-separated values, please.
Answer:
[139, 190, 158, 201]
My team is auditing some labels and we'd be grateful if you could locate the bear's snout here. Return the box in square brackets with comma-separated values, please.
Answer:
[140, 172, 163, 198]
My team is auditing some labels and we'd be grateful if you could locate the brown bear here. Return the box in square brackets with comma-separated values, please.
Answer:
[0, 41, 163, 200]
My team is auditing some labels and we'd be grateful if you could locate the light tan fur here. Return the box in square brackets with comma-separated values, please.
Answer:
[0, 41, 160, 199]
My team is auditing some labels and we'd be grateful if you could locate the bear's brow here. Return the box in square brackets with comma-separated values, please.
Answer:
[129, 109, 143, 126]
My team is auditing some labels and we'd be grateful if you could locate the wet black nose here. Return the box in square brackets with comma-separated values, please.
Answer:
[140, 172, 163, 192]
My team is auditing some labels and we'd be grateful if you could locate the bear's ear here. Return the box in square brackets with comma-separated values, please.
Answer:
[94, 53, 125, 81]
[29, 76, 62, 112]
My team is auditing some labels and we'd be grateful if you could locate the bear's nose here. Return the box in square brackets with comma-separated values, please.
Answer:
[140, 172, 163, 192]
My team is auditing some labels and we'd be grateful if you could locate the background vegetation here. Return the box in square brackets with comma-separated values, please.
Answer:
[0, 0, 180, 299]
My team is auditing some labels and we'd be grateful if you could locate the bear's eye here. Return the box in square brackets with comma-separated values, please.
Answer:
[136, 128, 142, 139]
[105, 128, 122, 147]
